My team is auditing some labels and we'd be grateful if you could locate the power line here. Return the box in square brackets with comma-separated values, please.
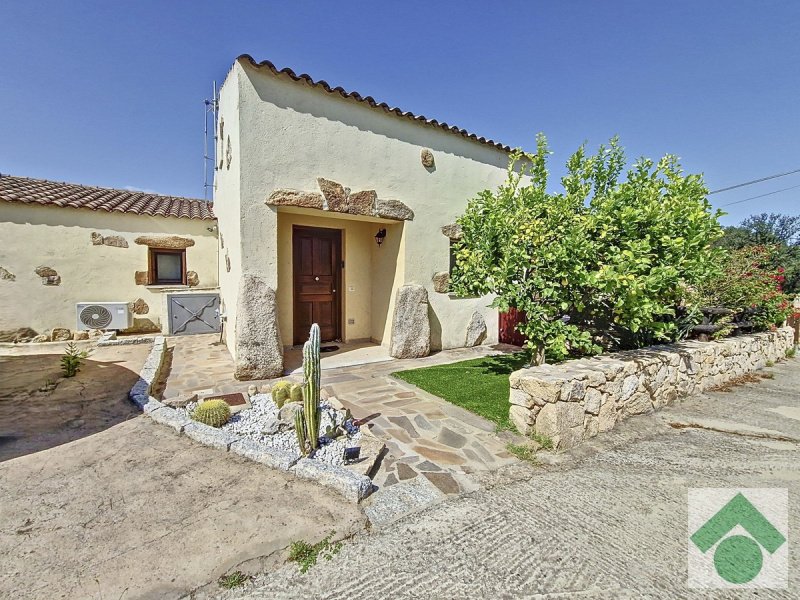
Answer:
[719, 183, 800, 207]
[708, 167, 800, 195]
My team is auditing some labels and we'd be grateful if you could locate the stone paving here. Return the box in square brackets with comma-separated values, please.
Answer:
[158, 334, 522, 516]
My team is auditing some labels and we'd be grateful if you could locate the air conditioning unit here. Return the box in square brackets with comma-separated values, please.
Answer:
[76, 302, 133, 331]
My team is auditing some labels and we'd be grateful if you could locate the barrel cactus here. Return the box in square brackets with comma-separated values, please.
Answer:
[271, 381, 293, 408]
[191, 398, 231, 427]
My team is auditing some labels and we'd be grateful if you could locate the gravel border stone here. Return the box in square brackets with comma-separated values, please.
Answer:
[292, 458, 374, 503]
[229, 438, 299, 471]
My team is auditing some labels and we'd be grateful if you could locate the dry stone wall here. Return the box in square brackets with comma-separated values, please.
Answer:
[509, 327, 795, 450]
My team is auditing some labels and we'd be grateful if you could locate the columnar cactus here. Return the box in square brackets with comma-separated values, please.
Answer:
[294, 323, 322, 455]
[303, 324, 321, 451]
[294, 408, 307, 454]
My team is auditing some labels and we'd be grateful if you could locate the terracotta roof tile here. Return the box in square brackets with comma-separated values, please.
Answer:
[0, 174, 215, 221]
[237, 55, 514, 153]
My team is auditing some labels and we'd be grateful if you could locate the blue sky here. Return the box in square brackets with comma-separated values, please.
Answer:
[1, 1, 798, 225]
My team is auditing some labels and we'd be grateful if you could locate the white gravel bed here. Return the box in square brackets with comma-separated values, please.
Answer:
[179, 393, 361, 466]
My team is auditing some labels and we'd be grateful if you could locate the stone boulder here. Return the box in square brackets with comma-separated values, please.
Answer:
[390, 284, 430, 358]
[72, 331, 89, 341]
[0, 327, 38, 343]
[317, 178, 349, 212]
[234, 275, 284, 380]
[266, 189, 324, 210]
[51, 328, 72, 342]
[465, 311, 487, 346]
[374, 199, 414, 221]
[420, 148, 435, 168]
[431, 272, 449, 294]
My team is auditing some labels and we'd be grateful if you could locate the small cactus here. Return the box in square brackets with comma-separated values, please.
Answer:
[191, 398, 231, 427]
[289, 383, 304, 403]
[271, 381, 293, 408]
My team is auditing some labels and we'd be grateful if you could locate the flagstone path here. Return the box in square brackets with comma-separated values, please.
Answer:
[157, 334, 523, 522]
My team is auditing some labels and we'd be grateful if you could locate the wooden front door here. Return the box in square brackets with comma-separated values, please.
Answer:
[292, 226, 342, 345]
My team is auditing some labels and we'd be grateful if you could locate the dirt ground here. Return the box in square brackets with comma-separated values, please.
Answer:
[0, 341, 366, 599]
[0, 341, 147, 461]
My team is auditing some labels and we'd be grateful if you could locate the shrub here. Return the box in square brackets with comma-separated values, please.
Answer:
[61, 342, 89, 377]
[451, 134, 723, 362]
[693, 245, 793, 330]
[191, 399, 231, 427]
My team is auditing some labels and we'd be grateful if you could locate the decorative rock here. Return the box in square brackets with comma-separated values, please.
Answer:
[261, 418, 280, 435]
[390, 284, 430, 359]
[72, 331, 89, 341]
[186, 271, 199, 287]
[34, 266, 58, 278]
[135, 271, 148, 285]
[317, 178, 349, 212]
[130, 318, 160, 333]
[133, 236, 195, 249]
[91, 232, 104, 245]
[0, 266, 16, 281]
[347, 190, 377, 215]
[50, 328, 72, 342]
[163, 393, 198, 408]
[441, 223, 463, 239]
[0, 327, 37, 342]
[30, 334, 49, 343]
[465, 311, 487, 346]
[374, 199, 414, 221]
[278, 402, 302, 425]
[432, 271, 450, 294]
[247, 384, 257, 397]
[234, 276, 284, 380]
[132, 298, 149, 315]
[259, 383, 271, 394]
[102, 235, 128, 248]
[266, 189, 324, 209]
[420, 148, 435, 168]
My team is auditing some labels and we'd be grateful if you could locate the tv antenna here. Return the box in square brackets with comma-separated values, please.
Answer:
[203, 81, 219, 201]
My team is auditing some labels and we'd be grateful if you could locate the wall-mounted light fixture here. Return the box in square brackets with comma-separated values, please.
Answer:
[374, 228, 387, 247]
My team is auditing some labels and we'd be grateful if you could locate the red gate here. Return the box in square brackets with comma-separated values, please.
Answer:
[499, 308, 528, 346]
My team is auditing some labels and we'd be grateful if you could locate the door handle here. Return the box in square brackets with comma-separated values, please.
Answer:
[315, 276, 320, 281]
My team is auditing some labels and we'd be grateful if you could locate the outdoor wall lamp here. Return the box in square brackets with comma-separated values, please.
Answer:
[374, 228, 387, 247]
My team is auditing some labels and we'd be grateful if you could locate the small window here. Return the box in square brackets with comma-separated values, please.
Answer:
[149, 248, 186, 285]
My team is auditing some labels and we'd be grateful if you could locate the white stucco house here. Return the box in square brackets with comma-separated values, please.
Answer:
[1, 54, 518, 380]
[214, 55, 514, 379]
[0, 175, 218, 339]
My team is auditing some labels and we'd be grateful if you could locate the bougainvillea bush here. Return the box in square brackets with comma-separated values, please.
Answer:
[450, 134, 725, 363]
[693, 245, 794, 331]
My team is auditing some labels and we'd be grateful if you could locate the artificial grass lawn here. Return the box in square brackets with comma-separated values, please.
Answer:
[391, 352, 530, 430]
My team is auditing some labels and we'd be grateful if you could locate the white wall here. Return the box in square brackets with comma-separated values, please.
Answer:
[218, 59, 512, 350]
[214, 65, 245, 356]
[0, 201, 218, 334]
